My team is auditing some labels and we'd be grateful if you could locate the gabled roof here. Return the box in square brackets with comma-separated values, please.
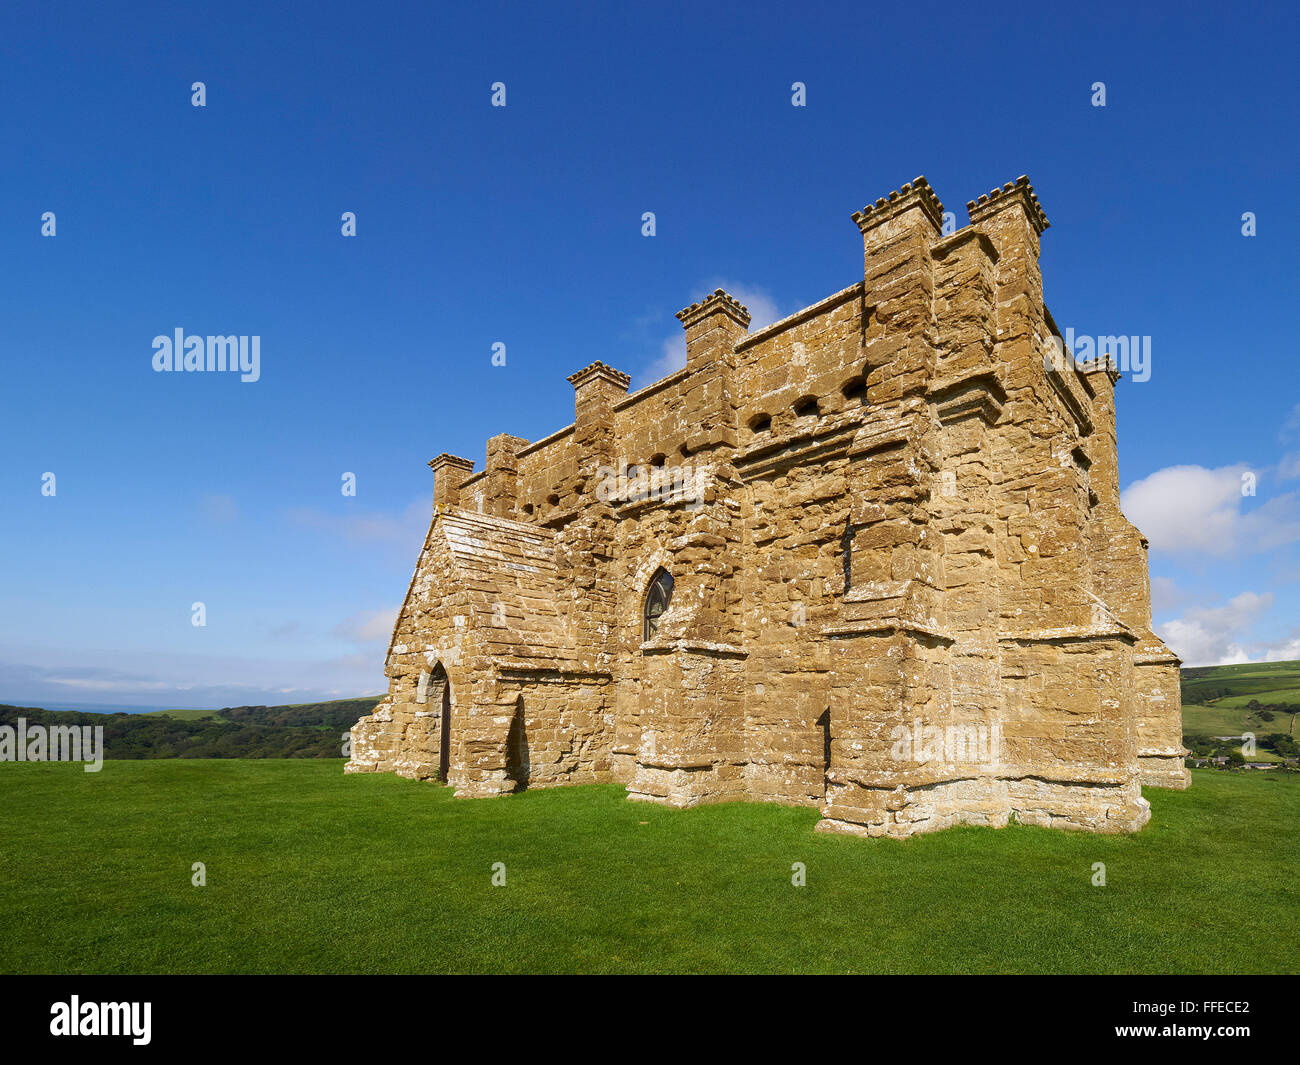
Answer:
[390, 506, 587, 672]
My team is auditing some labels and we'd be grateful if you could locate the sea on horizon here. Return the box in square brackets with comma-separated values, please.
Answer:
[0, 700, 210, 716]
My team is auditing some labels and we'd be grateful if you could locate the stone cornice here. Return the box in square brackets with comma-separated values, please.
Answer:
[998, 625, 1136, 645]
[428, 453, 475, 474]
[733, 412, 863, 480]
[640, 637, 748, 658]
[822, 620, 954, 644]
[491, 660, 613, 681]
[1077, 356, 1122, 385]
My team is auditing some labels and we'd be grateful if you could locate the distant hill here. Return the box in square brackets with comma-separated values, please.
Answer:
[1180, 660, 1299, 764]
[0, 696, 383, 760]
[145, 698, 383, 731]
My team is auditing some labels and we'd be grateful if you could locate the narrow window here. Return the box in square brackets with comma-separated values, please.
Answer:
[749, 413, 772, 434]
[841, 377, 866, 404]
[643, 568, 674, 642]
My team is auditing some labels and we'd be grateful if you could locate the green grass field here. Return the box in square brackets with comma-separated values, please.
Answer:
[0, 760, 1295, 974]
[141, 707, 218, 721]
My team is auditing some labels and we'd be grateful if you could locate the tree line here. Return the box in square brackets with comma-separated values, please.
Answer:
[0, 698, 381, 760]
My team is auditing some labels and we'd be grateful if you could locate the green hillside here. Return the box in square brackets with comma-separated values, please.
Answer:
[1180, 660, 1299, 762]
[0, 696, 384, 760]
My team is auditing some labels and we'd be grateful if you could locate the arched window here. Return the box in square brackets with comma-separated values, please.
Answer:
[793, 395, 820, 419]
[643, 568, 674, 641]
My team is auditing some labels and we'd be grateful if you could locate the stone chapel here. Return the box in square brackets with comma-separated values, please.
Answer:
[346, 174, 1188, 838]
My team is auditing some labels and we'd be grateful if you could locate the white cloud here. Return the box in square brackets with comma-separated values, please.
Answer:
[1278, 453, 1300, 480]
[1156, 591, 1273, 666]
[1263, 634, 1300, 662]
[640, 333, 687, 385]
[1121, 464, 1300, 556]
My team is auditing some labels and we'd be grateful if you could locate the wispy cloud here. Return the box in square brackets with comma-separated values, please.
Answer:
[0, 645, 385, 710]
[198, 493, 240, 523]
[287, 497, 430, 548]
[332, 606, 400, 645]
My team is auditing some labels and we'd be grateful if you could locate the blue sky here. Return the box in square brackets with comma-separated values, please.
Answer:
[1, 1, 1297, 709]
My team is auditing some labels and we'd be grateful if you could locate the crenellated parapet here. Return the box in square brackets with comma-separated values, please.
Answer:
[675, 288, 751, 331]
[851, 175, 945, 235]
[676, 288, 751, 373]
[566, 360, 632, 392]
[966, 175, 1051, 235]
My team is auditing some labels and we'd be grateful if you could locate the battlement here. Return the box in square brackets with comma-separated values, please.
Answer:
[967, 175, 1050, 235]
[851, 175, 945, 234]
[675, 288, 752, 330]
[566, 361, 632, 391]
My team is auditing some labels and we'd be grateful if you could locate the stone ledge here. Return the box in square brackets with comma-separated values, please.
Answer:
[998, 622, 1136, 644]
[639, 638, 748, 658]
[822, 619, 954, 643]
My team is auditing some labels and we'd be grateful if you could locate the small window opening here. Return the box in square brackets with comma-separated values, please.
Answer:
[794, 396, 819, 419]
[643, 568, 674, 642]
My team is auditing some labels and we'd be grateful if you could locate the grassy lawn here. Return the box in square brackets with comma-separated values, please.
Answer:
[0, 760, 1296, 974]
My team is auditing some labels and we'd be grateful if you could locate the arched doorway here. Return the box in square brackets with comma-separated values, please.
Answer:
[428, 663, 452, 782]
[507, 695, 530, 791]
[439, 681, 451, 781]
[816, 707, 831, 797]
